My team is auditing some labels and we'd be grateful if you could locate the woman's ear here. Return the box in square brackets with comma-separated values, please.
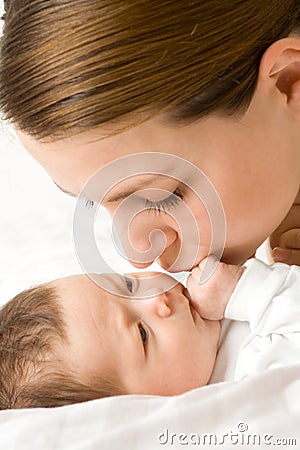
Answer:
[258, 37, 300, 117]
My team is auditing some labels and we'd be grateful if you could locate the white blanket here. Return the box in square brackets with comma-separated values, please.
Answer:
[0, 126, 299, 449]
[0, 366, 299, 450]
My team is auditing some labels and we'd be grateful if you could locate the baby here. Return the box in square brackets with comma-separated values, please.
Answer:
[0, 258, 299, 410]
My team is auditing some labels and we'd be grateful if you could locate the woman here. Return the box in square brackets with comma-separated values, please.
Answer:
[0, 0, 299, 270]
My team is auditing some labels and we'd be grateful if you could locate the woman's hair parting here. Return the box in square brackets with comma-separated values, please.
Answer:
[1, 0, 300, 140]
[0, 284, 124, 410]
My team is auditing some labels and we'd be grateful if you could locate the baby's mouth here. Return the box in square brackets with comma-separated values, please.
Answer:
[182, 287, 199, 323]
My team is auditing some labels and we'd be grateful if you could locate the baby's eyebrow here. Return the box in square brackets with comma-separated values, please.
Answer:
[93, 273, 128, 296]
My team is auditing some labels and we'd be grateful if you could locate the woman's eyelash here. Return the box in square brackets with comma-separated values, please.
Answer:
[85, 199, 94, 209]
[138, 324, 147, 345]
[145, 188, 183, 214]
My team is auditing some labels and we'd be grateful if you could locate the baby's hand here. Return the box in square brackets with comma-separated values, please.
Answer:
[269, 190, 300, 266]
[186, 257, 245, 320]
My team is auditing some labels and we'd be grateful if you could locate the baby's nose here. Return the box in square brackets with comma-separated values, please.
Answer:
[142, 288, 172, 318]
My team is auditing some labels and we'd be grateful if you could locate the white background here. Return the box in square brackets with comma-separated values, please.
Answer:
[0, 124, 82, 303]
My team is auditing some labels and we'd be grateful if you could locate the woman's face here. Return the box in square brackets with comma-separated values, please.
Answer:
[16, 81, 300, 270]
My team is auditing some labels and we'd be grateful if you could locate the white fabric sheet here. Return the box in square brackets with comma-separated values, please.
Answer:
[0, 365, 299, 450]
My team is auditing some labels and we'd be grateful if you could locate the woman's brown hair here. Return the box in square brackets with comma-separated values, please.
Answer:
[0, 1, 300, 140]
[0, 284, 124, 409]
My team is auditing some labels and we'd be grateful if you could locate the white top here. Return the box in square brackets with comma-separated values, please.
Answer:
[210, 259, 300, 382]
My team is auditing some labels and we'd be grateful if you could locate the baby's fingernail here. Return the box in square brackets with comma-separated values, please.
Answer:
[272, 247, 290, 263]
[198, 255, 219, 271]
[198, 255, 219, 284]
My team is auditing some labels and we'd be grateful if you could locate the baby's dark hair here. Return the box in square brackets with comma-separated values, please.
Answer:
[0, 284, 124, 410]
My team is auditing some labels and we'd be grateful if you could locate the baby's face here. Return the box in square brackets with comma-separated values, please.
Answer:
[52, 272, 220, 396]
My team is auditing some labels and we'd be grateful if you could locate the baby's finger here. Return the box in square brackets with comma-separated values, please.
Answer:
[188, 256, 219, 287]
[198, 255, 220, 284]
[186, 267, 203, 301]
[186, 270, 218, 319]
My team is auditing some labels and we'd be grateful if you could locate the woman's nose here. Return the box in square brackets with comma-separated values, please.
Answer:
[127, 219, 178, 268]
[110, 201, 179, 268]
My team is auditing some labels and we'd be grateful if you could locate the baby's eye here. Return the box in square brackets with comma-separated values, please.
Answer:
[124, 277, 134, 293]
[138, 324, 147, 345]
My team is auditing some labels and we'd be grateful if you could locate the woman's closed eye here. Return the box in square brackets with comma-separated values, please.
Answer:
[145, 187, 183, 214]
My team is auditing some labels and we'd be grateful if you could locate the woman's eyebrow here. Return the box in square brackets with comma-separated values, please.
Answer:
[104, 175, 167, 203]
[104, 189, 138, 203]
[53, 181, 77, 198]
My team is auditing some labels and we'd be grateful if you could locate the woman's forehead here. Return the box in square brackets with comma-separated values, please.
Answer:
[16, 121, 199, 193]
[16, 111, 277, 200]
